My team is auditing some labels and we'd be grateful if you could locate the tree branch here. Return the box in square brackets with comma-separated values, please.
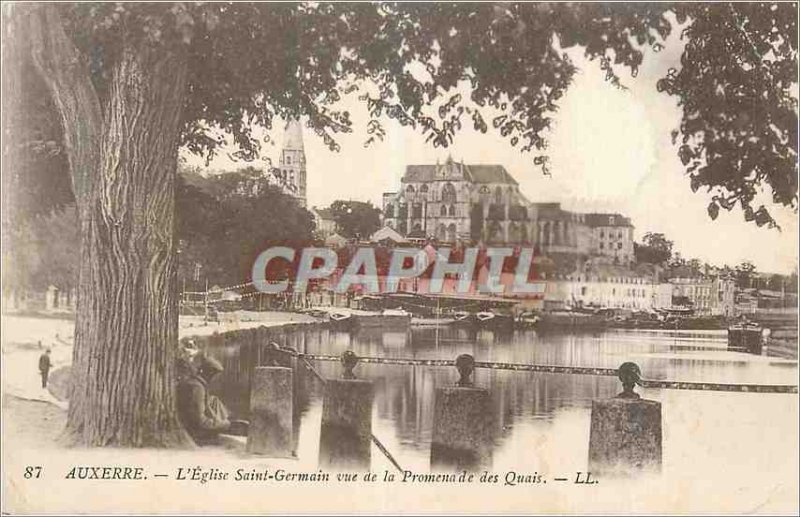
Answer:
[26, 4, 101, 204]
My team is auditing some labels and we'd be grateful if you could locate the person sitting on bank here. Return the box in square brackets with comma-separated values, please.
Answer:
[176, 351, 231, 445]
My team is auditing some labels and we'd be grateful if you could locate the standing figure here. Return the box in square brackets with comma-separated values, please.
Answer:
[38, 349, 52, 389]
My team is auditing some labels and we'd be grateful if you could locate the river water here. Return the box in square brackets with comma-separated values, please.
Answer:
[205, 325, 798, 508]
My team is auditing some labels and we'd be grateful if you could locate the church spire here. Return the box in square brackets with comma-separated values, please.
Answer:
[283, 118, 304, 151]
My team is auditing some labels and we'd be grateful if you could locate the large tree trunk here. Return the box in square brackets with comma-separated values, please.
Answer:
[28, 5, 193, 447]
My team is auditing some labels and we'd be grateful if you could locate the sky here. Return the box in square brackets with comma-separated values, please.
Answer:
[183, 21, 798, 275]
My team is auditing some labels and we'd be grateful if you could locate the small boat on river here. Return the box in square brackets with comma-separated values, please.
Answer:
[352, 309, 411, 330]
[329, 311, 353, 330]
[531, 310, 607, 331]
[453, 311, 472, 324]
[410, 317, 456, 327]
[727, 322, 765, 355]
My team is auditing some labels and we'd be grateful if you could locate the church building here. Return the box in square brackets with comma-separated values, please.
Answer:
[382, 155, 534, 244]
[271, 119, 307, 206]
[382, 156, 636, 265]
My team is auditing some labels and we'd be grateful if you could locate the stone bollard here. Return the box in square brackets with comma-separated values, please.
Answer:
[588, 362, 662, 475]
[430, 354, 494, 471]
[267, 341, 294, 368]
[319, 352, 374, 470]
[247, 367, 294, 457]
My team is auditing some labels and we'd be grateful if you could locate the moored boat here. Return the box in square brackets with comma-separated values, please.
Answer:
[727, 323, 765, 355]
[533, 310, 607, 331]
[475, 311, 495, 322]
[474, 310, 514, 329]
[452, 311, 472, 324]
[410, 317, 456, 327]
[352, 309, 412, 330]
[329, 311, 353, 330]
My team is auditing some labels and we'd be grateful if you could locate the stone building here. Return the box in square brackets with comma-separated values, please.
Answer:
[532, 202, 592, 256]
[542, 263, 660, 310]
[311, 207, 337, 238]
[669, 275, 736, 316]
[381, 158, 635, 266]
[584, 213, 635, 265]
[382, 156, 535, 244]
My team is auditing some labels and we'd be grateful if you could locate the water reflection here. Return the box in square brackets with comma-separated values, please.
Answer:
[204, 326, 797, 472]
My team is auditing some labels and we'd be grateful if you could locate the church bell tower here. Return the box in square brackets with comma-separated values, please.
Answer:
[279, 119, 307, 206]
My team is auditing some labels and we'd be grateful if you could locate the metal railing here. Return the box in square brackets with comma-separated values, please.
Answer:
[271, 345, 798, 394]
[268, 342, 798, 472]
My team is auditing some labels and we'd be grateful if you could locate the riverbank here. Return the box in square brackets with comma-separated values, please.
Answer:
[3, 315, 798, 514]
[1, 311, 325, 409]
[2, 310, 328, 512]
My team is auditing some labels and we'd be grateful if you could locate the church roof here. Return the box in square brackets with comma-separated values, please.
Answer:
[402, 161, 517, 185]
[466, 164, 518, 184]
[283, 119, 304, 151]
[324, 233, 348, 246]
[532, 202, 572, 221]
[371, 226, 408, 244]
[313, 207, 335, 221]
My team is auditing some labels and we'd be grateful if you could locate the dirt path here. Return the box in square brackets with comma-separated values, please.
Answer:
[1, 312, 321, 407]
[2, 395, 67, 449]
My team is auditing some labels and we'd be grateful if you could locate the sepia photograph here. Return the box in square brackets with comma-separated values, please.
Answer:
[1, 1, 798, 514]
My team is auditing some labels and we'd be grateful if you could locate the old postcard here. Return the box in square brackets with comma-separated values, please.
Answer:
[1, 2, 798, 515]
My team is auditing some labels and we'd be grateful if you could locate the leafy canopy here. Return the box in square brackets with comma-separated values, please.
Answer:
[659, 3, 798, 227]
[176, 167, 315, 287]
[16, 3, 800, 227]
[634, 232, 674, 265]
[329, 200, 382, 239]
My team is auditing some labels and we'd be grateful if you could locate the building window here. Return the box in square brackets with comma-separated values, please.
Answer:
[449, 205, 456, 216]
[600, 242, 604, 249]
[600, 230, 604, 238]
[442, 183, 457, 204]
[494, 186, 503, 204]
[286, 155, 292, 165]
[406, 185, 415, 195]
[509, 205, 527, 221]
[440, 205, 447, 216]
[488, 204, 505, 220]
[617, 242, 622, 249]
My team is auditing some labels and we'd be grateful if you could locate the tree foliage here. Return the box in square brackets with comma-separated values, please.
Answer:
[7, 3, 798, 227]
[329, 199, 381, 239]
[658, 3, 798, 227]
[177, 168, 315, 288]
[634, 231, 674, 265]
[1, 12, 74, 228]
[2, 205, 79, 292]
[734, 260, 758, 289]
